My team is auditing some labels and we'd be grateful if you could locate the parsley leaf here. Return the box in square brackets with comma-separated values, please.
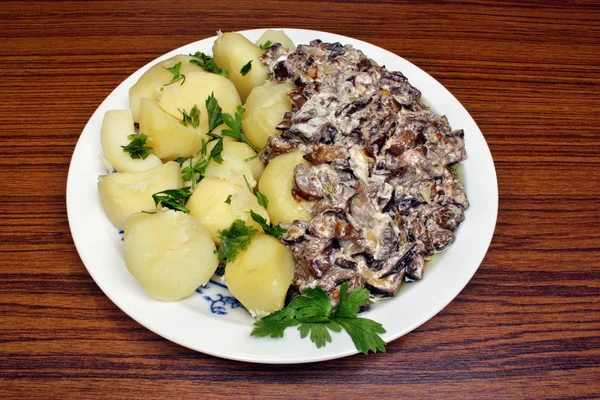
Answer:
[259, 40, 273, 50]
[334, 282, 370, 318]
[251, 307, 298, 338]
[217, 219, 257, 263]
[244, 154, 259, 162]
[248, 210, 287, 238]
[333, 318, 386, 355]
[180, 137, 223, 189]
[298, 322, 342, 349]
[178, 104, 200, 128]
[151, 187, 192, 213]
[240, 60, 252, 76]
[189, 52, 228, 76]
[205, 92, 223, 133]
[250, 282, 386, 354]
[224, 194, 232, 204]
[163, 61, 186, 86]
[256, 191, 268, 209]
[221, 105, 258, 152]
[121, 134, 153, 160]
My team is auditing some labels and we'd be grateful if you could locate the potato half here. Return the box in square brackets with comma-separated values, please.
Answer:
[139, 98, 207, 161]
[212, 32, 269, 102]
[225, 234, 295, 318]
[255, 30, 296, 50]
[101, 109, 162, 173]
[187, 177, 269, 244]
[158, 70, 241, 134]
[129, 55, 202, 123]
[258, 150, 314, 225]
[98, 161, 182, 230]
[242, 81, 295, 150]
[203, 140, 264, 188]
[124, 210, 218, 301]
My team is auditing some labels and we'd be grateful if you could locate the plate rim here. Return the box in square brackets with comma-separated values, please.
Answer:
[66, 28, 498, 364]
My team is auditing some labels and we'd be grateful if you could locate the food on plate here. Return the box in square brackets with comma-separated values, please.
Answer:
[212, 32, 269, 102]
[225, 234, 295, 318]
[186, 177, 270, 244]
[255, 30, 296, 51]
[260, 39, 468, 298]
[124, 209, 218, 301]
[158, 70, 241, 134]
[242, 81, 295, 150]
[95, 29, 469, 353]
[258, 150, 314, 225]
[129, 55, 202, 122]
[98, 161, 183, 230]
[203, 140, 264, 188]
[101, 109, 162, 172]
[139, 98, 207, 160]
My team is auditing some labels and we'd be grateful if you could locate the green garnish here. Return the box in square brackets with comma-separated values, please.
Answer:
[248, 210, 286, 238]
[151, 187, 192, 213]
[178, 104, 200, 128]
[121, 133, 153, 160]
[251, 282, 386, 354]
[224, 194, 232, 204]
[256, 191, 268, 209]
[243, 175, 253, 193]
[240, 60, 252, 76]
[259, 40, 273, 50]
[205, 92, 223, 133]
[244, 154, 258, 162]
[180, 137, 223, 189]
[163, 61, 186, 86]
[217, 219, 257, 263]
[222, 105, 258, 151]
[189, 52, 228, 76]
[322, 183, 337, 201]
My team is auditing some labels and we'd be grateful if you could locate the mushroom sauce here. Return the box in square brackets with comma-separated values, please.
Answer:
[260, 40, 469, 303]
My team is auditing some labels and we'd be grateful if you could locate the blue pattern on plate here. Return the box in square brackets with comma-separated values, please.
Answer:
[196, 281, 241, 315]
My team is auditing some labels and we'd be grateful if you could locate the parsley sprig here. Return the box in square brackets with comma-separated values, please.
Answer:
[121, 133, 153, 160]
[151, 187, 192, 213]
[240, 60, 252, 76]
[217, 219, 257, 263]
[205, 92, 223, 134]
[251, 282, 386, 354]
[179, 137, 224, 189]
[163, 62, 186, 86]
[222, 105, 258, 152]
[189, 52, 228, 76]
[179, 104, 200, 128]
[259, 40, 273, 50]
[249, 210, 286, 238]
[256, 191, 268, 209]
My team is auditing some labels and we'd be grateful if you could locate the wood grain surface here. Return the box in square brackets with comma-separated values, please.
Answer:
[1, 0, 599, 398]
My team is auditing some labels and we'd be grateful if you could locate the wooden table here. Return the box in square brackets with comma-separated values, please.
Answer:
[1, 1, 599, 398]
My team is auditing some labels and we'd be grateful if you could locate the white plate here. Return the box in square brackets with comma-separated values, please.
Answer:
[67, 28, 498, 364]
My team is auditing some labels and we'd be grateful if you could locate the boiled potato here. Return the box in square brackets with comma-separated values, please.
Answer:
[158, 70, 241, 134]
[203, 140, 264, 188]
[187, 177, 269, 244]
[101, 109, 162, 173]
[139, 98, 207, 160]
[242, 81, 295, 150]
[124, 210, 218, 301]
[98, 161, 182, 230]
[258, 151, 314, 225]
[255, 30, 296, 50]
[129, 55, 202, 123]
[225, 234, 295, 318]
[212, 32, 268, 102]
